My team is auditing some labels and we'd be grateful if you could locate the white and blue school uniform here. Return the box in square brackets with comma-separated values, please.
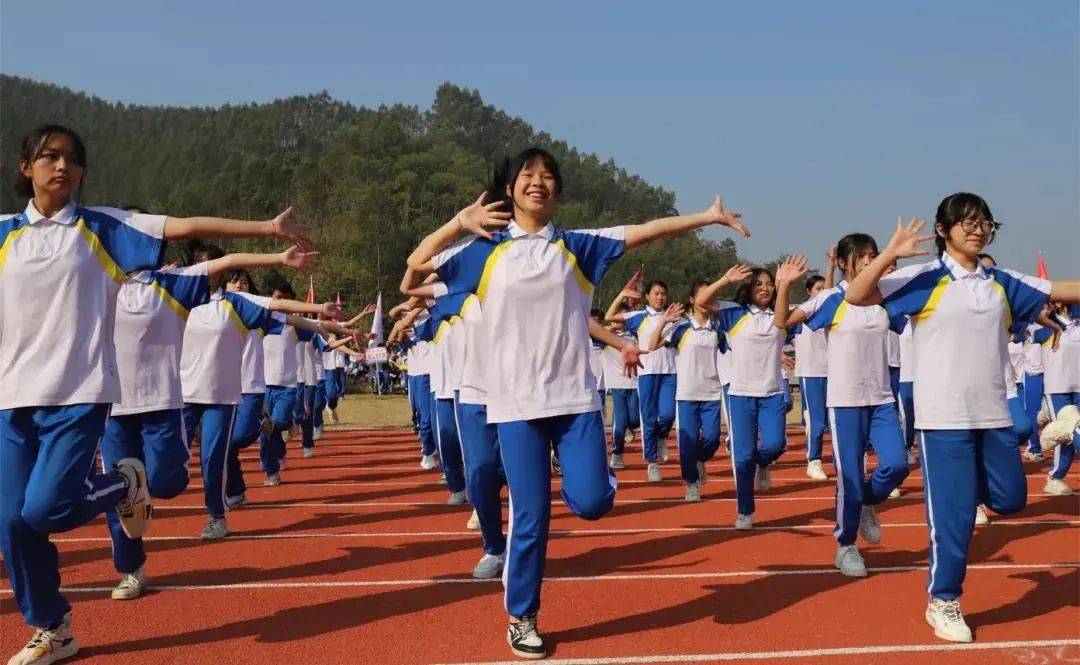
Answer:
[439, 290, 507, 557]
[1043, 308, 1080, 479]
[669, 316, 726, 485]
[798, 281, 909, 546]
[590, 339, 606, 416]
[424, 295, 468, 495]
[405, 329, 438, 458]
[713, 303, 792, 517]
[623, 308, 677, 463]
[896, 320, 916, 450]
[293, 333, 328, 449]
[309, 337, 328, 432]
[226, 322, 280, 500]
[1004, 328, 1032, 446]
[323, 347, 345, 410]
[602, 332, 640, 455]
[260, 325, 315, 474]
[0, 202, 164, 628]
[875, 253, 1050, 601]
[105, 263, 212, 575]
[715, 347, 733, 447]
[792, 319, 828, 463]
[1022, 325, 1053, 454]
[180, 291, 285, 518]
[432, 220, 622, 618]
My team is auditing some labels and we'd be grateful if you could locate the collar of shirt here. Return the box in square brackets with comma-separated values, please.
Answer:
[507, 219, 555, 241]
[688, 315, 713, 330]
[942, 252, 988, 281]
[747, 305, 774, 316]
[24, 200, 77, 225]
[838, 279, 850, 292]
[645, 306, 661, 316]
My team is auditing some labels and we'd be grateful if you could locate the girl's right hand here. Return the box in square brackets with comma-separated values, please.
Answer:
[619, 289, 642, 302]
[456, 193, 513, 240]
[724, 263, 753, 284]
[662, 303, 685, 322]
[776, 254, 808, 285]
[885, 217, 934, 259]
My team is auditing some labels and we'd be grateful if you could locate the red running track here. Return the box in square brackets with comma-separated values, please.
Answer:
[2, 428, 1078, 664]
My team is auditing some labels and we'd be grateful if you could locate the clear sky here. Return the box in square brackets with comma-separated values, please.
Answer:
[3, 0, 1077, 273]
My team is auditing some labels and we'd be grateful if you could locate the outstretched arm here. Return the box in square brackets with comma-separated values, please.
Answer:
[207, 246, 318, 278]
[695, 264, 753, 306]
[624, 196, 749, 251]
[406, 194, 511, 271]
[164, 207, 312, 249]
[604, 289, 641, 322]
[646, 304, 684, 351]
[774, 254, 810, 328]
[846, 217, 934, 306]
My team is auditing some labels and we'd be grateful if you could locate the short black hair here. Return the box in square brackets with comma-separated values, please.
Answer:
[805, 275, 825, 293]
[486, 147, 563, 212]
[935, 192, 997, 256]
[734, 268, 775, 309]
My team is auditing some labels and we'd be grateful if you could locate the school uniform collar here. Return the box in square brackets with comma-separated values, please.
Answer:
[688, 314, 713, 330]
[838, 279, 850, 292]
[24, 200, 77, 225]
[942, 252, 988, 281]
[748, 305, 774, 315]
[507, 219, 555, 241]
[645, 306, 662, 316]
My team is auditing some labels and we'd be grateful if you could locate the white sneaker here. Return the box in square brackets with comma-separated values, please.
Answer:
[419, 453, 438, 470]
[114, 458, 152, 539]
[685, 482, 701, 503]
[925, 598, 973, 643]
[734, 513, 753, 530]
[1044, 476, 1074, 496]
[696, 461, 709, 485]
[754, 465, 771, 491]
[834, 545, 867, 578]
[447, 490, 468, 506]
[1040, 405, 1080, 452]
[609, 453, 625, 470]
[624, 429, 635, 444]
[111, 568, 146, 600]
[7, 613, 78, 665]
[302, 447, 315, 459]
[201, 517, 229, 541]
[313, 425, 323, 441]
[507, 613, 545, 660]
[1022, 450, 1044, 462]
[806, 459, 827, 481]
[466, 509, 480, 530]
[263, 473, 281, 487]
[906, 449, 917, 466]
[1036, 404, 1053, 428]
[858, 505, 881, 544]
[472, 552, 505, 579]
[974, 504, 989, 525]
[647, 462, 662, 483]
[660, 439, 670, 462]
[888, 487, 902, 499]
[225, 494, 246, 509]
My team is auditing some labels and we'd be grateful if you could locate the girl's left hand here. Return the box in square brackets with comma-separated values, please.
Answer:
[270, 208, 314, 250]
[705, 195, 750, 238]
[621, 345, 647, 378]
[662, 303, 685, 322]
[281, 246, 320, 272]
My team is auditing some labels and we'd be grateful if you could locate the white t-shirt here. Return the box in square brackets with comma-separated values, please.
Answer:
[887, 331, 901, 368]
[112, 263, 211, 416]
[715, 348, 731, 388]
[264, 325, 313, 387]
[799, 283, 895, 408]
[433, 221, 625, 423]
[454, 294, 488, 405]
[792, 322, 828, 378]
[305, 338, 323, 384]
[714, 303, 787, 397]
[602, 333, 639, 391]
[1, 202, 165, 408]
[878, 254, 1050, 429]
[670, 316, 725, 401]
[180, 291, 284, 405]
[624, 308, 677, 375]
[241, 330, 267, 395]
[590, 343, 605, 392]
[898, 321, 915, 383]
[1044, 318, 1080, 395]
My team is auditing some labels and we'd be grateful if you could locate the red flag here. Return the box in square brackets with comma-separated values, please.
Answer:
[306, 277, 315, 305]
[1036, 252, 1049, 280]
[622, 266, 644, 308]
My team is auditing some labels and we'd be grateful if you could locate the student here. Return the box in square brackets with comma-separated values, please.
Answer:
[1021, 307, 1055, 460]
[0, 124, 311, 665]
[791, 274, 830, 480]
[1038, 304, 1080, 494]
[607, 282, 678, 480]
[775, 240, 909, 579]
[844, 195, 1078, 643]
[421, 293, 469, 505]
[602, 319, 641, 469]
[407, 147, 747, 659]
[258, 276, 309, 484]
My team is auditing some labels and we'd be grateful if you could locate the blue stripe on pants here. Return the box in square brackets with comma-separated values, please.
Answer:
[0, 404, 121, 627]
[676, 400, 722, 483]
[434, 396, 466, 493]
[1046, 392, 1080, 479]
[919, 427, 1026, 600]
[637, 373, 676, 463]
[799, 377, 827, 462]
[454, 396, 506, 556]
[498, 411, 616, 617]
[827, 403, 908, 546]
[727, 393, 787, 516]
[183, 403, 238, 518]
[101, 409, 190, 575]
[260, 385, 295, 475]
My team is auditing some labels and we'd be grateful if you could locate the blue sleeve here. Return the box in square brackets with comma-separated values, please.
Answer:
[1069, 305, 1080, 320]
[295, 326, 317, 342]
[415, 319, 435, 343]
[223, 292, 275, 333]
[877, 261, 949, 320]
[153, 265, 210, 312]
[805, 293, 844, 332]
[714, 304, 747, 333]
[993, 268, 1052, 326]
[82, 207, 166, 276]
[623, 310, 646, 333]
[560, 227, 626, 288]
[788, 322, 804, 335]
[1031, 326, 1053, 345]
[670, 322, 691, 349]
[263, 317, 286, 335]
[312, 336, 329, 352]
[432, 235, 500, 296]
[889, 313, 909, 334]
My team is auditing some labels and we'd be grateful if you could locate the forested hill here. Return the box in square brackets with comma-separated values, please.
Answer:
[1, 75, 747, 308]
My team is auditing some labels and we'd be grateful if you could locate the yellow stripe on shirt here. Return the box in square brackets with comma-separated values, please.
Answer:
[727, 311, 751, 339]
[148, 278, 191, 321]
[76, 218, 127, 284]
[828, 299, 849, 332]
[911, 273, 952, 323]
[0, 226, 30, 275]
[553, 238, 594, 295]
[476, 241, 512, 301]
[220, 297, 250, 336]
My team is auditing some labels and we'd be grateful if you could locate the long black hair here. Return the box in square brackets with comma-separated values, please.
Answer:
[734, 268, 776, 309]
[224, 269, 258, 295]
[485, 147, 563, 212]
[15, 124, 87, 197]
[835, 233, 879, 278]
[935, 192, 997, 256]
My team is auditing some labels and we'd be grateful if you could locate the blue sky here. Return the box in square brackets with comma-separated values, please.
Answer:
[3, 0, 1076, 274]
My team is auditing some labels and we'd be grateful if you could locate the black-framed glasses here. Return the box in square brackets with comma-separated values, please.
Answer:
[959, 218, 999, 235]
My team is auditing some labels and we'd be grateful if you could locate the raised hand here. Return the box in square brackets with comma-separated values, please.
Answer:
[885, 217, 934, 259]
[281, 246, 320, 272]
[705, 195, 750, 238]
[362, 303, 378, 316]
[826, 244, 838, 271]
[457, 193, 513, 240]
[776, 253, 809, 285]
[662, 303, 685, 322]
[319, 302, 345, 320]
[619, 289, 642, 303]
[724, 263, 753, 284]
[621, 345, 647, 378]
[270, 208, 313, 251]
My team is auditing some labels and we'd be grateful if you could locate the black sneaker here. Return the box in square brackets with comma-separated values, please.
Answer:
[507, 613, 545, 659]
